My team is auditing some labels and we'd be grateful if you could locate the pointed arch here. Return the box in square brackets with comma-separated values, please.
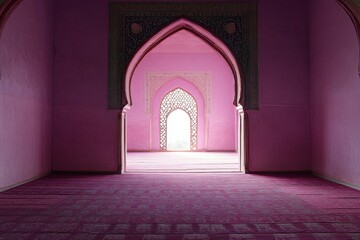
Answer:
[160, 88, 198, 151]
[151, 77, 206, 151]
[125, 18, 243, 108]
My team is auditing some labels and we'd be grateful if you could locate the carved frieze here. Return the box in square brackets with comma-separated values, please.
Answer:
[145, 72, 211, 114]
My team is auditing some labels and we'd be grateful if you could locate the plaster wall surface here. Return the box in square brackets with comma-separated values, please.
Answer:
[52, 0, 118, 171]
[52, 0, 311, 172]
[0, 0, 53, 189]
[248, 0, 311, 171]
[309, 0, 360, 186]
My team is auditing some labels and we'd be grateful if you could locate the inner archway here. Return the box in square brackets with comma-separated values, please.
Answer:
[121, 19, 247, 173]
[167, 109, 191, 151]
[160, 88, 198, 151]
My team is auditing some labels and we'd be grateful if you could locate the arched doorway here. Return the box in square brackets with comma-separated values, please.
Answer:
[166, 109, 191, 151]
[120, 19, 247, 173]
[160, 88, 198, 151]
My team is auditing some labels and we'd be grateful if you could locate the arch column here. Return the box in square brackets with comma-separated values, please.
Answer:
[237, 107, 249, 173]
[118, 107, 129, 173]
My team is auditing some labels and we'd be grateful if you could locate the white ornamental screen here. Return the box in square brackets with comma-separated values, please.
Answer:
[160, 88, 198, 150]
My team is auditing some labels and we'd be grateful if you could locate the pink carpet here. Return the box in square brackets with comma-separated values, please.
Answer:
[1, 173, 360, 239]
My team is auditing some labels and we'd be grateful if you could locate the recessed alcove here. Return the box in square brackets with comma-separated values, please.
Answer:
[125, 27, 244, 173]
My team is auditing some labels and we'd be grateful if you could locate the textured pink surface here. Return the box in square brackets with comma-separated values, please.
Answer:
[309, 0, 360, 186]
[248, 0, 311, 171]
[0, 0, 53, 189]
[1, 174, 360, 239]
[52, 0, 118, 171]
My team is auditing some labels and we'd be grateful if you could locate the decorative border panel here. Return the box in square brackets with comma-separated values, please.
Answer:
[109, 2, 258, 110]
[145, 72, 211, 114]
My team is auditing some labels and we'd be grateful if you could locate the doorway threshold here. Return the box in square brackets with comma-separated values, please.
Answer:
[126, 152, 241, 173]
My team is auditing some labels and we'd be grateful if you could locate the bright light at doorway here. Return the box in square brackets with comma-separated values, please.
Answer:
[167, 109, 191, 150]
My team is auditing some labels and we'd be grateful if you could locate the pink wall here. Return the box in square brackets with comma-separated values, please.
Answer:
[248, 0, 311, 171]
[52, 0, 118, 171]
[127, 49, 236, 151]
[0, 0, 53, 190]
[52, 0, 311, 172]
[309, 0, 360, 186]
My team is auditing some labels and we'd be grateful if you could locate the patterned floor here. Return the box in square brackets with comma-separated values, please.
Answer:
[1, 173, 360, 239]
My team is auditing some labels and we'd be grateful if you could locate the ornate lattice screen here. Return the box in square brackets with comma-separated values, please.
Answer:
[160, 88, 198, 150]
